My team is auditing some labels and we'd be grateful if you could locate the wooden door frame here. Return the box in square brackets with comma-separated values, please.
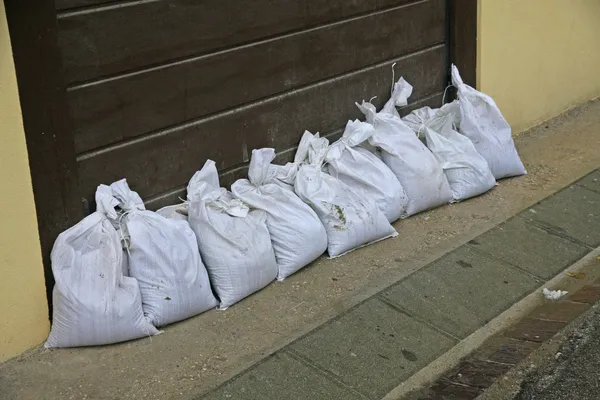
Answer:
[4, 0, 478, 312]
[448, 0, 478, 88]
[4, 0, 82, 312]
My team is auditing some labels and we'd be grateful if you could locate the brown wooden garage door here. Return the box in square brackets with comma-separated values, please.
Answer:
[57, 0, 449, 208]
[6, 0, 476, 305]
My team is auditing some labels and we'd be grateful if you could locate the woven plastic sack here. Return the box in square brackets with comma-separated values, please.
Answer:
[325, 120, 408, 222]
[156, 204, 188, 222]
[232, 148, 327, 280]
[451, 64, 526, 179]
[110, 179, 218, 327]
[404, 104, 496, 202]
[356, 77, 452, 216]
[45, 185, 158, 348]
[294, 131, 397, 258]
[188, 160, 278, 309]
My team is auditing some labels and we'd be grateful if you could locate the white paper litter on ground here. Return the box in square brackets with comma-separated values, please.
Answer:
[188, 160, 278, 309]
[403, 103, 496, 202]
[543, 288, 569, 300]
[451, 64, 526, 179]
[110, 179, 218, 327]
[45, 185, 159, 348]
[356, 77, 452, 216]
[294, 131, 397, 258]
[325, 120, 409, 222]
[232, 148, 327, 281]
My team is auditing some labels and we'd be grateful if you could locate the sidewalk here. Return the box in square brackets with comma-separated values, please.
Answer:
[405, 252, 600, 400]
[2, 99, 600, 400]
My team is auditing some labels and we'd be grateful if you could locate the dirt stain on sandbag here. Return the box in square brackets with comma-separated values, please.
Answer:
[334, 205, 347, 224]
[456, 260, 473, 269]
[326, 203, 347, 231]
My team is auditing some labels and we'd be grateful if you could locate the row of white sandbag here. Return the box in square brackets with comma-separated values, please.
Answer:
[155, 64, 526, 318]
[45, 65, 525, 349]
[161, 63, 526, 311]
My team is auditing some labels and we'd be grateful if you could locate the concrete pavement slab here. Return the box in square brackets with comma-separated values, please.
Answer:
[520, 185, 600, 247]
[575, 170, 600, 194]
[467, 217, 589, 279]
[289, 298, 457, 399]
[380, 246, 541, 339]
[200, 351, 364, 400]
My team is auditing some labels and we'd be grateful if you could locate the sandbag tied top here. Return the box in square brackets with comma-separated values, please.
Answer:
[294, 131, 397, 258]
[231, 148, 327, 281]
[265, 133, 316, 191]
[325, 120, 408, 223]
[404, 104, 496, 202]
[45, 185, 159, 348]
[357, 77, 452, 217]
[188, 160, 278, 309]
[110, 179, 218, 327]
[381, 76, 414, 117]
[451, 64, 526, 179]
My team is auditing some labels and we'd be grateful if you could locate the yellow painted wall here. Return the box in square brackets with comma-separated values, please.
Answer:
[477, 0, 600, 133]
[0, 3, 50, 363]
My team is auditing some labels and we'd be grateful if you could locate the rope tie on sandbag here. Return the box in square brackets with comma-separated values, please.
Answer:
[117, 209, 135, 259]
[176, 197, 190, 217]
[442, 84, 455, 105]
[388, 63, 410, 112]
[414, 112, 430, 140]
[390, 62, 397, 98]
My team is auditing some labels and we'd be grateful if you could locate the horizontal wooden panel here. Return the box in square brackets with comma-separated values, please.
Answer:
[144, 92, 445, 211]
[57, 0, 422, 83]
[56, 0, 108, 10]
[77, 47, 446, 203]
[69, 1, 446, 154]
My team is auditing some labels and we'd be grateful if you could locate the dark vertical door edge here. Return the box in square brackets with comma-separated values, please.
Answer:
[4, 0, 81, 315]
[448, 0, 478, 88]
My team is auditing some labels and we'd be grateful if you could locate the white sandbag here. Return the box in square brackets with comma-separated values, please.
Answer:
[356, 77, 452, 216]
[403, 101, 462, 135]
[404, 105, 496, 202]
[451, 64, 526, 179]
[267, 149, 306, 192]
[294, 131, 397, 258]
[188, 160, 278, 309]
[110, 179, 218, 327]
[156, 204, 188, 221]
[231, 148, 327, 280]
[325, 120, 408, 222]
[45, 185, 158, 348]
[268, 164, 297, 191]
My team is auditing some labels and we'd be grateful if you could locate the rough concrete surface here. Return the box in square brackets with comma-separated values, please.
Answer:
[380, 246, 541, 339]
[520, 185, 600, 248]
[289, 299, 457, 399]
[1, 99, 600, 400]
[202, 351, 365, 400]
[467, 217, 590, 279]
